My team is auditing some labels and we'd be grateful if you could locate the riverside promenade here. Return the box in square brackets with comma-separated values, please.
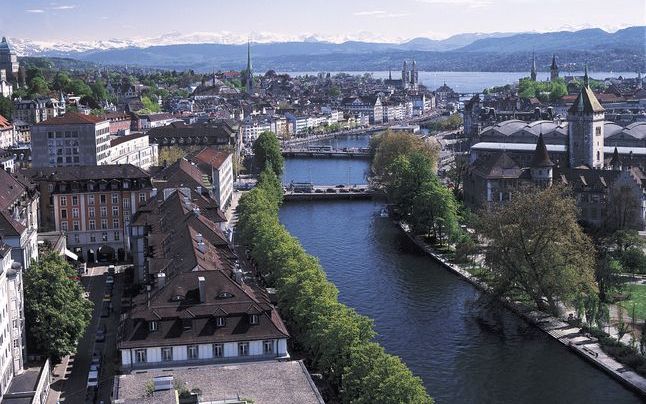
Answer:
[398, 222, 646, 399]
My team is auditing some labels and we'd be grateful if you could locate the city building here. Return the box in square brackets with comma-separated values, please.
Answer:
[0, 38, 19, 83]
[148, 121, 238, 151]
[113, 361, 324, 404]
[0, 69, 12, 98]
[342, 96, 383, 124]
[31, 112, 111, 167]
[122, 189, 289, 370]
[108, 132, 158, 170]
[189, 148, 234, 210]
[27, 165, 153, 263]
[13, 98, 63, 126]
[0, 170, 39, 270]
[464, 78, 646, 230]
[0, 115, 14, 149]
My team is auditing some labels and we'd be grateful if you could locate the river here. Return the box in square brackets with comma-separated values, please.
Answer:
[279, 137, 641, 403]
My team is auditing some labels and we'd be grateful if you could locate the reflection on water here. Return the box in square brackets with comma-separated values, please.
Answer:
[280, 200, 641, 404]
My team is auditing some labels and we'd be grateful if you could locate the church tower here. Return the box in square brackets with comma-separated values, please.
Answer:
[530, 51, 537, 81]
[245, 40, 254, 94]
[402, 61, 409, 89]
[567, 66, 605, 169]
[411, 60, 419, 89]
[550, 54, 559, 81]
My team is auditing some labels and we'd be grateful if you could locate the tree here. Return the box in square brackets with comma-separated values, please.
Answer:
[29, 77, 50, 96]
[24, 253, 93, 361]
[343, 342, 433, 404]
[159, 146, 186, 165]
[91, 80, 109, 101]
[370, 130, 439, 178]
[0, 96, 13, 119]
[477, 185, 598, 315]
[141, 96, 161, 113]
[253, 131, 284, 176]
[595, 256, 623, 302]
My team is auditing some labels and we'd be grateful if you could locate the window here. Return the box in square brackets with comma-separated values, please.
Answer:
[213, 343, 223, 358]
[89, 207, 95, 218]
[149, 321, 158, 332]
[263, 340, 273, 354]
[595, 127, 601, 135]
[139, 193, 146, 203]
[60, 196, 67, 206]
[114, 231, 120, 241]
[161, 347, 172, 361]
[61, 209, 67, 219]
[187, 345, 198, 360]
[74, 234, 80, 244]
[102, 232, 108, 242]
[100, 194, 106, 205]
[123, 198, 130, 208]
[72, 208, 79, 218]
[72, 195, 78, 205]
[11, 320, 17, 329]
[112, 206, 119, 217]
[12, 340, 18, 348]
[113, 219, 120, 229]
[238, 342, 249, 356]
[73, 221, 80, 231]
[249, 314, 259, 325]
[135, 349, 147, 363]
[112, 193, 119, 204]
[61, 222, 68, 232]
[101, 219, 108, 230]
[100, 207, 107, 217]
[90, 234, 96, 243]
[89, 220, 96, 230]
[88, 195, 95, 205]
[216, 317, 225, 327]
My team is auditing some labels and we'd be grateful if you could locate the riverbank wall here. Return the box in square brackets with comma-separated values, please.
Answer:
[398, 222, 646, 399]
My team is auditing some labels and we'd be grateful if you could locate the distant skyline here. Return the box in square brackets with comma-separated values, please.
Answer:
[1, 0, 644, 44]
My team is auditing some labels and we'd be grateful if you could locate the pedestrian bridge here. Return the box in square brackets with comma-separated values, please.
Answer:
[283, 184, 380, 201]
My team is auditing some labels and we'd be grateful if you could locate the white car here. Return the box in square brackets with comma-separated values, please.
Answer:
[87, 370, 98, 388]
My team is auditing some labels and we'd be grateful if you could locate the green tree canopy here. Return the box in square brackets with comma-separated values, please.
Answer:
[253, 131, 284, 176]
[24, 253, 93, 361]
[477, 185, 598, 315]
[370, 130, 440, 179]
[0, 96, 13, 119]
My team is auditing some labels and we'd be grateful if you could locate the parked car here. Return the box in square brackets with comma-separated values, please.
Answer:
[96, 324, 106, 342]
[87, 370, 98, 388]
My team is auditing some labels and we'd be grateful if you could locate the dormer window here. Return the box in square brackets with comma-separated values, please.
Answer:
[216, 316, 225, 327]
[182, 318, 192, 331]
[216, 292, 234, 299]
[250, 314, 259, 325]
[149, 320, 158, 332]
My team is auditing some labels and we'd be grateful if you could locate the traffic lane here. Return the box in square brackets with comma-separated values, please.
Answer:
[61, 265, 107, 403]
[97, 268, 125, 403]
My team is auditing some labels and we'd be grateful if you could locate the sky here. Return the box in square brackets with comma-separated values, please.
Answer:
[2, 0, 645, 44]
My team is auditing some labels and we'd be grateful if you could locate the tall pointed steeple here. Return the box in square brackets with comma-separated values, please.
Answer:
[583, 64, 590, 88]
[245, 39, 254, 94]
[550, 54, 559, 81]
[530, 51, 537, 81]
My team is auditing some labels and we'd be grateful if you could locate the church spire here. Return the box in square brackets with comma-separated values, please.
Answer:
[583, 64, 590, 88]
[530, 51, 537, 81]
[245, 39, 254, 94]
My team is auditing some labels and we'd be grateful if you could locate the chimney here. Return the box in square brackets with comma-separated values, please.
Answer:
[196, 233, 203, 243]
[197, 241, 206, 254]
[156, 272, 166, 288]
[196, 186, 202, 195]
[193, 207, 200, 216]
[198, 276, 206, 303]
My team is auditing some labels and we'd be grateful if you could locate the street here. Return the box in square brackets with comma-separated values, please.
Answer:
[47, 264, 126, 404]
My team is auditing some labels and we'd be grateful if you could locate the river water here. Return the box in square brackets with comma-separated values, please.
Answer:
[279, 136, 641, 403]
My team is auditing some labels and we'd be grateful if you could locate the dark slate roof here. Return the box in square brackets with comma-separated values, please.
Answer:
[568, 86, 605, 114]
[471, 152, 522, 179]
[554, 167, 620, 192]
[27, 164, 150, 182]
[530, 134, 554, 168]
[35, 112, 106, 126]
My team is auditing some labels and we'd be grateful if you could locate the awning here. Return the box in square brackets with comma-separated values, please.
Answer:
[64, 248, 79, 261]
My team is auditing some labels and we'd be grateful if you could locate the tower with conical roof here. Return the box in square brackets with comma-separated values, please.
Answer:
[567, 64, 605, 169]
[530, 133, 554, 186]
[530, 51, 537, 81]
[411, 60, 419, 89]
[550, 54, 559, 81]
[245, 40, 254, 94]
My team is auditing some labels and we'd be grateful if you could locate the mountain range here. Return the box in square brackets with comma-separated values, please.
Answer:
[12, 26, 645, 72]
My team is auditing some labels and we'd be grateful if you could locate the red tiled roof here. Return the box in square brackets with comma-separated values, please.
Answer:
[110, 132, 147, 147]
[36, 112, 107, 126]
[191, 147, 231, 170]
[0, 114, 10, 129]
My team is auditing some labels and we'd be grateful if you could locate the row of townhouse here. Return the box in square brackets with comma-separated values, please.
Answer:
[342, 94, 435, 124]
[242, 110, 344, 142]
